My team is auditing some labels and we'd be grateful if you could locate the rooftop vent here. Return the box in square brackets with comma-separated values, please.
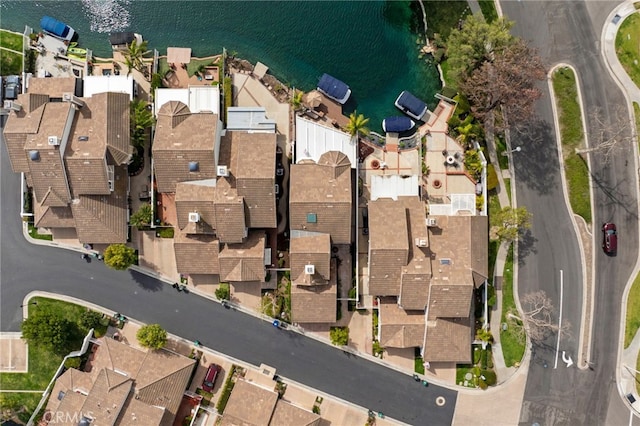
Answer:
[415, 238, 428, 247]
[48, 136, 60, 146]
[305, 264, 315, 275]
[29, 150, 40, 161]
[217, 165, 228, 177]
[78, 136, 89, 141]
[189, 161, 199, 172]
[426, 218, 437, 227]
[306, 213, 317, 223]
[440, 258, 451, 265]
[62, 92, 84, 108]
[188, 212, 200, 223]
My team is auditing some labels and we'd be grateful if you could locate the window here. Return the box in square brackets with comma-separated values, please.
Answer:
[189, 161, 199, 172]
[307, 213, 317, 223]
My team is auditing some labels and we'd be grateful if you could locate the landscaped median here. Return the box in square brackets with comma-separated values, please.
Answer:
[550, 65, 592, 224]
[624, 272, 640, 392]
[615, 11, 640, 89]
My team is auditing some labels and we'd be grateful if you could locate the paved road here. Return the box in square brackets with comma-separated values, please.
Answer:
[0, 121, 456, 425]
[500, 1, 640, 425]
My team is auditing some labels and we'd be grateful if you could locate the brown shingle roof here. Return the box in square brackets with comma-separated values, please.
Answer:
[399, 273, 431, 310]
[175, 180, 217, 234]
[34, 203, 75, 229]
[71, 165, 128, 244]
[174, 232, 220, 275]
[153, 102, 219, 193]
[427, 284, 473, 319]
[289, 154, 352, 244]
[290, 259, 337, 324]
[378, 297, 425, 348]
[28, 76, 78, 97]
[219, 232, 266, 282]
[424, 316, 472, 363]
[223, 131, 276, 229]
[214, 178, 246, 243]
[222, 379, 278, 426]
[80, 369, 133, 425]
[270, 401, 321, 426]
[290, 233, 331, 285]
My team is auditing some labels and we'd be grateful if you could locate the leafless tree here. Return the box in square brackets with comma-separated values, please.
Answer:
[507, 290, 571, 344]
[575, 105, 635, 164]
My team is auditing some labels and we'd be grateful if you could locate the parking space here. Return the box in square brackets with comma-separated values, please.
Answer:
[0, 333, 28, 373]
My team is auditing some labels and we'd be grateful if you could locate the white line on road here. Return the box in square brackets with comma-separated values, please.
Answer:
[555, 269, 564, 369]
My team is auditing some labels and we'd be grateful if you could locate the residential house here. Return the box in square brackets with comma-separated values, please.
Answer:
[221, 378, 321, 426]
[368, 195, 488, 364]
[3, 80, 132, 244]
[289, 232, 337, 324]
[44, 337, 196, 426]
[289, 151, 352, 244]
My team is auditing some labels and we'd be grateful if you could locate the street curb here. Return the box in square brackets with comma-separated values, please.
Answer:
[547, 63, 593, 370]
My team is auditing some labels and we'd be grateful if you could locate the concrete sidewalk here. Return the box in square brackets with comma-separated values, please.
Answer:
[621, 328, 640, 412]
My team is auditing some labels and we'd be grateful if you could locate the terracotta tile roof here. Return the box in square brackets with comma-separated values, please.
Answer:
[428, 215, 489, 288]
[424, 316, 472, 363]
[290, 259, 337, 323]
[28, 76, 78, 97]
[222, 379, 278, 426]
[90, 338, 196, 422]
[23, 102, 72, 205]
[289, 154, 352, 244]
[378, 297, 425, 348]
[153, 101, 219, 193]
[219, 232, 266, 282]
[214, 178, 246, 243]
[290, 232, 331, 285]
[223, 131, 277, 228]
[175, 180, 217, 234]
[71, 165, 129, 244]
[427, 284, 473, 319]
[174, 232, 220, 275]
[270, 401, 321, 426]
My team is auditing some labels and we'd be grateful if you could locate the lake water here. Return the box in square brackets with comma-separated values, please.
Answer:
[0, 0, 441, 130]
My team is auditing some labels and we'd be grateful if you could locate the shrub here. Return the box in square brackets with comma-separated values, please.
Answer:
[312, 405, 321, 414]
[136, 324, 167, 350]
[215, 283, 230, 300]
[151, 72, 164, 92]
[216, 365, 237, 413]
[486, 164, 498, 191]
[372, 340, 384, 358]
[464, 149, 483, 179]
[481, 370, 497, 386]
[157, 227, 174, 238]
[64, 357, 81, 369]
[80, 310, 103, 331]
[475, 195, 484, 212]
[130, 203, 152, 227]
[21, 311, 75, 354]
[329, 327, 349, 346]
[440, 85, 458, 99]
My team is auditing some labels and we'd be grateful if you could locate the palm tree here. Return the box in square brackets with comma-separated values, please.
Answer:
[290, 91, 304, 111]
[346, 111, 370, 138]
[455, 122, 479, 148]
[123, 39, 150, 77]
[130, 100, 155, 148]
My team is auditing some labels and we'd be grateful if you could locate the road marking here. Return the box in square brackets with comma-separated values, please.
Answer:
[562, 351, 573, 367]
[554, 269, 564, 369]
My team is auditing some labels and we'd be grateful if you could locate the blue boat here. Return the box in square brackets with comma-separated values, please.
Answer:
[394, 91, 428, 121]
[317, 73, 351, 105]
[382, 116, 415, 133]
[40, 16, 76, 42]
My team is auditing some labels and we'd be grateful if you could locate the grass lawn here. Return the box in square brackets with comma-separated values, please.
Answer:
[0, 298, 107, 390]
[488, 190, 501, 227]
[624, 272, 640, 348]
[414, 355, 425, 374]
[0, 393, 41, 424]
[488, 240, 499, 282]
[0, 48, 22, 75]
[500, 244, 525, 367]
[637, 350, 640, 394]
[615, 13, 640, 89]
[0, 29, 24, 52]
[478, 0, 499, 23]
[425, 1, 470, 40]
[157, 226, 174, 238]
[504, 178, 512, 205]
[634, 102, 640, 151]
[439, 59, 457, 90]
[552, 67, 591, 224]
[28, 223, 53, 241]
[494, 135, 510, 170]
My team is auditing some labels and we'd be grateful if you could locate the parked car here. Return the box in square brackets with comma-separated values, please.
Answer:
[602, 223, 617, 255]
[201, 363, 221, 392]
[4, 75, 21, 100]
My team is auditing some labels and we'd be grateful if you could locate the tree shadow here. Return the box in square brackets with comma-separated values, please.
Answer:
[128, 269, 164, 292]
[512, 119, 559, 195]
[590, 166, 640, 221]
[517, 229, 538, 266]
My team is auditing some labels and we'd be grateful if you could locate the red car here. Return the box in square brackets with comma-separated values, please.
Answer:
[202, 363, 221, 392]
[602, 223, 617, 255]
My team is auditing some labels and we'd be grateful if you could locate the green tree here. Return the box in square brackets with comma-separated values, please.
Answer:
[136, 323, 167, 350]
[329, 326, 349, 346]
[130, 203, 153, 228]
[123, 39, 150, 76]
[21, 311, 74, 354]
[491, 206, 532, 242]
[463, 149, 483, 179]
[130, 100, 155, 149]
[445, 15, 515, 84]
[290, 91, 304, 111]
[104, 244, 137, 270]
[215, 283, 230, 300]
[345, 111, 370, 138]
[80, 310, 103, 331]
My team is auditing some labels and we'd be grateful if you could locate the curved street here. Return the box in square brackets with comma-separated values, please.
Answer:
[0, 119, 456, 425]
[500, 1, 640, 425]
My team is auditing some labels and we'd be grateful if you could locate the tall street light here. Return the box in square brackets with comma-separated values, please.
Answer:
[502, 146, 522, 156]
[20, 301, 37, 308]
